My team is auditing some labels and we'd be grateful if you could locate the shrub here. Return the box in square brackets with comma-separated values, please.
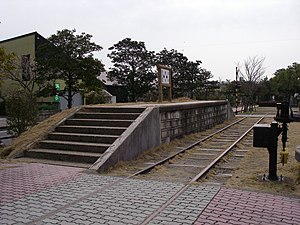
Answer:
[5, 90, 38, 136]
[84, 90, 111, 105]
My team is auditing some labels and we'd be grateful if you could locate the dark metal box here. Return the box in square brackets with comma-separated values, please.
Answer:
[253, 124, 270, 148]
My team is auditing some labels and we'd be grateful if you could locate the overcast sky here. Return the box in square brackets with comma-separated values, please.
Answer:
[1, 0, 299, 81]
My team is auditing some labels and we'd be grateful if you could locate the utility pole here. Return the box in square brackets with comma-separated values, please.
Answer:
[235, 67, 238, 115]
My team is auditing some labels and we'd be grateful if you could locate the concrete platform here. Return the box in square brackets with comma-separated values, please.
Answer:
[1, 162, 299, 225]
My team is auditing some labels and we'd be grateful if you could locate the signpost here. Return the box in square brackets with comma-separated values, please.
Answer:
[157, 64, 172, 102]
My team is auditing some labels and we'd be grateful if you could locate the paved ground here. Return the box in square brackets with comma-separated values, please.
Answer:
[0, 163, 299, 225]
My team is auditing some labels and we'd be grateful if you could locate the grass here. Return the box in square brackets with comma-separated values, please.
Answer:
[0, 106, 79, 159]
[225, 111, 300, 197]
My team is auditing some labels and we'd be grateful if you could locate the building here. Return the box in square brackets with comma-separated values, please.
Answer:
[0, 32, 83, 111]
[0, 32, 125, 114]
[0, 32, 46, 98]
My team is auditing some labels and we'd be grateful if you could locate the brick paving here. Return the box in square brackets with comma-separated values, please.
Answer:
[194, 188, 300, 225]
[147, 185, 220, 225]
[0, 163, 299, 225]
[0, 163, 84, 204]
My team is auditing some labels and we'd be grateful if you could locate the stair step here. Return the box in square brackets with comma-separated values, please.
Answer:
[82, 107, 145, 113]
[74, 112, 140, 120]
[39, 140, 110, 153]
[65, 118, 134, 127]
[56, 125, 126, 135]
[26, 149, 101, 164]
[48, 132, 119, 144]
[18, 157, 92, 168]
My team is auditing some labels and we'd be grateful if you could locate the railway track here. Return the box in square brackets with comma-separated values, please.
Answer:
[107, 116, 272, 182]
[131, 116, 268, 181]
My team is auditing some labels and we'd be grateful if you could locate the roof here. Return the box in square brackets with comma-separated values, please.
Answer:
[98, 72, 117, 86]
[0, 31, 46, 44]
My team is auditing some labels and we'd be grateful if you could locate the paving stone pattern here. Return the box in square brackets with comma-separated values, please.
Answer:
[1, 163, 190, 224]
[0, 163, 84, 204]
[148, 185, 220, 225]
[1, 163, 300, 225]
[37, 178, 185, 225]
[194, 187, 300, 225]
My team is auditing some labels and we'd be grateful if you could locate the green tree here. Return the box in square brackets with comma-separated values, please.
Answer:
[156, 48, 188, 98]
[219, 80, 237, 106]
[36, 29, 105, 108]
[5, 90, 38, 135]
[107, 38, 156, 102]
[270, 62, 300, 102]
[257, 77, 272, 102]
[156, 48, 212, 99]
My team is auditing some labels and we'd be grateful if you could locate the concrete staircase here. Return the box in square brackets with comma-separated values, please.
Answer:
[26, 107, 145, 167]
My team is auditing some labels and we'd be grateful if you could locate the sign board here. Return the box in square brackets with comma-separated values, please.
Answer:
[161, 68, 170, 85]
[54, 95, 60, 103]
[157, 64, 172, 102]
[54, 83, 60, 103]
[21, 54, 30, 81]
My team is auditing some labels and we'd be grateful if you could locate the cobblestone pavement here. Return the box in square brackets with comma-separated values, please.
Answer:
[0, 163, 299, 225]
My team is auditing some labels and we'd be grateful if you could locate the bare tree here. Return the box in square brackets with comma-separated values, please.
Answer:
[237, 56, 266, 111]
[3, 55, 51, 96]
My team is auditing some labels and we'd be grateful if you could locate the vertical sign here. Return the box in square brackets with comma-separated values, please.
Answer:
[54, 83, 60, 103]
[21, 54, 30, 81]
[157, 64, 172, 102]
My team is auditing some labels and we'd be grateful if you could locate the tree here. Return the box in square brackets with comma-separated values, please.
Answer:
[257, 77, 272, 102]
[0, 47, 16, 89]
[36, 29, 105, 108]
[237, 56, 266, 111]
[156, 48, 212, 99]
[219, 80, 237, 106]
[269, 62, 300, 102]
[156, 48, 188, 98]
[0, 47, 51, 97]
[107, 38, 156, 102]
[5, 89, 38, 136]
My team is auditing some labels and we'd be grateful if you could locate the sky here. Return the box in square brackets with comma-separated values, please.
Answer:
[1, 0, 299, 81]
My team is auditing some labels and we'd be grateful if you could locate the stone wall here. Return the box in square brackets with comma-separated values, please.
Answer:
[159, 101, 232, 143]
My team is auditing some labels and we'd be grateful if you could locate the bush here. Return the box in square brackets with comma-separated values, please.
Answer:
[84, 90, 111, 105]
[5, 90, 38, 136]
